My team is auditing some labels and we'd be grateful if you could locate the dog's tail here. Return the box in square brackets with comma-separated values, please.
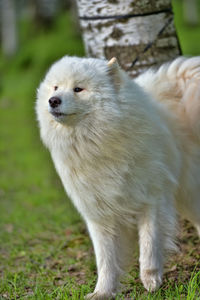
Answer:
[135, 57, 200, 138]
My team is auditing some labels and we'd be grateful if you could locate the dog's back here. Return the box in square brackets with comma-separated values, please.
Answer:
[136, 57, 200, 233]
[135, 57, 200, 140]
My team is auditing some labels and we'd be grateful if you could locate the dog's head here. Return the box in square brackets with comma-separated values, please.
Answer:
[36, 56, 123, 128]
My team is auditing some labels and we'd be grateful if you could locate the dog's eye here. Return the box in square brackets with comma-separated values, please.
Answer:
[73, 87, 84, 93]
[54, 86, 58, 91]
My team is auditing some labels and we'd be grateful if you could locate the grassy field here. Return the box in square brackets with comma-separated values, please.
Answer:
[0, 1, 200, 299]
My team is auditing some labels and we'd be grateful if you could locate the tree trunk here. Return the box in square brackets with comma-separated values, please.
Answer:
[76, 0, 181, 77]
[1, 0, 18, 57]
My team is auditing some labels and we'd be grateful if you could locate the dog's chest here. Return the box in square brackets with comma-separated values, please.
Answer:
[51, 141, 130, 219]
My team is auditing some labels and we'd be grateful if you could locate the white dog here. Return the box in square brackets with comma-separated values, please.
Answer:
[36, 55, 200, 299]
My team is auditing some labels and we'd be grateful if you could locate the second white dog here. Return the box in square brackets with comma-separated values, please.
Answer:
[36, 56, 200, 299]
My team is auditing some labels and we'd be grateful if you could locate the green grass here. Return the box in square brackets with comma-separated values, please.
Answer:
[0, 4, 200, 299]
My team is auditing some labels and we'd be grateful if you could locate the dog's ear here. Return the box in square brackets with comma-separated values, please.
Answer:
[107, 57, 118, 68]
[107, 57, 122, 89]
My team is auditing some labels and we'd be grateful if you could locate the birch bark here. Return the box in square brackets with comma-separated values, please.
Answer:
[76, 0, 181, 77]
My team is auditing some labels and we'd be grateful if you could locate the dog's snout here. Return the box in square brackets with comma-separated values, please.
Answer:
[49, 96, 62, 108]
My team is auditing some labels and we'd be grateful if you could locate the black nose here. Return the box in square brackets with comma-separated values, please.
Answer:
[49, 96, 62, 108]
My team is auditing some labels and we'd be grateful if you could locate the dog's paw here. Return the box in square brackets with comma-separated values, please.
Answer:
[141, 269, 162, 292]
[85, 291, 116, 300]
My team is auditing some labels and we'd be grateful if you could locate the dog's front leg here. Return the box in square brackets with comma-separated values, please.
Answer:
[138, 206, 164, 292]
[85, 220, 122, 300]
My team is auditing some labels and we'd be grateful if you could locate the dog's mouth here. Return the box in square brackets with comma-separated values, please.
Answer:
[51, 111, 76, 118]
[51, 111, 66, 117]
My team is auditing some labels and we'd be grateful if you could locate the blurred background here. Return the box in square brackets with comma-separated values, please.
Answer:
[0, 0, 200, 298]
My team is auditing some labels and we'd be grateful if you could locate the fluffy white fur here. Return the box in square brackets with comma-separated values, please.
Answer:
[36, 55, 200, 299]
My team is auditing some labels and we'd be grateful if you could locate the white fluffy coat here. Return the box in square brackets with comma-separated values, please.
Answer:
[36, 56, 200, 299]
